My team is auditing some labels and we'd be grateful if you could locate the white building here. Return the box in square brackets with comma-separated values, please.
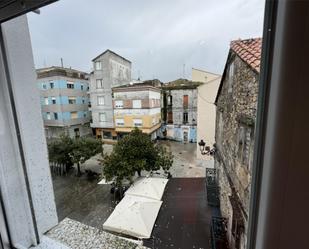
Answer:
[192, 68, 221, 162]
[89, 50, 131, 142]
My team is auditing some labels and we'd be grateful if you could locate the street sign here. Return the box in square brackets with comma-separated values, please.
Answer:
[0, 0, 58, 23]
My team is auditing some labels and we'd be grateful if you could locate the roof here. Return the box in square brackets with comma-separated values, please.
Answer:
[92, 49, 131, 63]
[36, 66, 89, 80]
[215, 37, 262, 104]
[230, 37, 262, 73]
[162, 78, 203, 90]
[112, 81, 161, 92]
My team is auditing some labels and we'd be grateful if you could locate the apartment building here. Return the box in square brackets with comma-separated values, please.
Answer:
[37, 66, 91, 139]
[89, 50, 131, 141]
[112, 82, 161, 140]
[161, 79, 202, 143]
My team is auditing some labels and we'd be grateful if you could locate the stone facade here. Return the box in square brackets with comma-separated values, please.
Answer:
[161, 79, 200, 143]
[215, 54, 259, 249]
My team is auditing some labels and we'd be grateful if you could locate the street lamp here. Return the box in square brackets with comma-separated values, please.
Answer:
[198, 139, 206, 154]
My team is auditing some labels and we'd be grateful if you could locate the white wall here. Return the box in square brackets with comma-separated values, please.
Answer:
[193, 69, 221, 160]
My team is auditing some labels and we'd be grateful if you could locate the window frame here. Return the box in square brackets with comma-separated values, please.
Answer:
[97, 96, 105, 106]
[99, 112, 106, 122]
[95, 61, 102, 70]
[132, 99, 142, 109]
[96, 79, 103, 89]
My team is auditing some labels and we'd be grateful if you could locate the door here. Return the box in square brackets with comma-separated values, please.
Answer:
[183, 131, 188, 142]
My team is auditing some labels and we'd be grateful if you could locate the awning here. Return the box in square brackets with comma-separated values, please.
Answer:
[103, 195, 162, 239]
[125, 177, 168, 201]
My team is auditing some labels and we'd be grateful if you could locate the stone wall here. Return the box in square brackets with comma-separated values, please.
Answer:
[215, 53, 259, 249]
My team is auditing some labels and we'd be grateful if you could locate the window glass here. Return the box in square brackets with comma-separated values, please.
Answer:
[115, 100, 123, 108]
[115, 118, 124, 126]
[67, 82, 74, 89]
[44, 97, 49, 105]
[51, 97, 56, 104]
[50, 81, 54, 89]
[68, 97, 76, 104]
[133, 119, 142, 127]
[96, 79, 103, 89]
[133, 99, 141, 108]
[46, 112, 51, 120]
[97, 96, 105, 105]
[99, 113, 106, 122]
[95, 61, 102, 70]
[70, 111, 78, 119]
[54, 113, 58, 120]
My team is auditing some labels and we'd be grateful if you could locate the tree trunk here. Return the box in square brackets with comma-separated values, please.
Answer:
[137, 169, 141, 177]
[76, 163, 82, 177]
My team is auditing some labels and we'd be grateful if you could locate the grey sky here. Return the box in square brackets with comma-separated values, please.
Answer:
[27, 0, 264, 82]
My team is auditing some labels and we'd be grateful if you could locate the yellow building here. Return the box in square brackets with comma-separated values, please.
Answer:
[192, 68, 221, 160]
[112, 83, 161, 140]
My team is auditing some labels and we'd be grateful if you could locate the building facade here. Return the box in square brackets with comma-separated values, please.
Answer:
[161, 79, 201, 143]
[37, 67, 91, 139]
[89, 50, 131, 141]
[214, 38, 261, 249]
[112, 83, 161, 140]
[192, 68, 221, 162]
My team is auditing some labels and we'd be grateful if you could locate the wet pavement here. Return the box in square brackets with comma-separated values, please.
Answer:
[52, 172, 115, 229]
[143, 178, 213, 249]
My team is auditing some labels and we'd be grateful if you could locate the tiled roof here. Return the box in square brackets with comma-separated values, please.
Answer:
[230, 37, 262, 72]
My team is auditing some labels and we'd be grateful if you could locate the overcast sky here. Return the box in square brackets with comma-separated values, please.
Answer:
[27, 0, 264, 82]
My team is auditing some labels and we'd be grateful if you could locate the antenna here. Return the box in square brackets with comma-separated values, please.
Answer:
[183, 64, 185, 78]
[61, 58, 64, 68]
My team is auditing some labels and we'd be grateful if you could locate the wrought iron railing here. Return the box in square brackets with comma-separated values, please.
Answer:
[211, 216, 229, 249]
[206, 168, 220, 206]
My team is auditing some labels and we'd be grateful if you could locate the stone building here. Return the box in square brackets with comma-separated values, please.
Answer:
[89, 50, 131, 142]
[112, 82, 161, 140]
[161, 79, 202, 143]
[36, 66, 91, 139]
[214, 38, 261, 249]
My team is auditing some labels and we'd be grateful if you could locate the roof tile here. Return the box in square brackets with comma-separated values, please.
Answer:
[230, 38, 262, 73]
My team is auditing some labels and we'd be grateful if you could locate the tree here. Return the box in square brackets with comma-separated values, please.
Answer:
[69, 137, 103, 176]
[102, 128, 173, 187]
[48, 134, 74, 168]
[48, 135, 103, 176]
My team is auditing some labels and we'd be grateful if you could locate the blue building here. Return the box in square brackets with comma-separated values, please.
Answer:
[37, 66, 91, 139]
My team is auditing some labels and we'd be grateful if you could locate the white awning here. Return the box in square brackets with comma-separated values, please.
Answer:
[125, 177, 169, 201]
[103, 195, 162, 239]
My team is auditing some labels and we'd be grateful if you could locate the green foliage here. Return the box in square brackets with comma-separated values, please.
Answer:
[102, 128, 173, 186]
[48, 135, 74, 166]
[48, 135, 103, 176]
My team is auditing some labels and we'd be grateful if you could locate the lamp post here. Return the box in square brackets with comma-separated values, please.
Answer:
[198, 139, 206, 154]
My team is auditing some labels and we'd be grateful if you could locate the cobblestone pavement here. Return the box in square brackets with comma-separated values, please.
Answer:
[156, 140, 214, 178]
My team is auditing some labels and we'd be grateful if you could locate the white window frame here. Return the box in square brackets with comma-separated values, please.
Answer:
[133, 119, 143, 127]
[68, 96, 76, 104]
[97, 96, 105, 106]
[95, 61, 102, 70]
[115, 100, 123, 108]
[115, 118, 124, 126]
[67, 82, 74, 89]
[51, 96, 56, 104]
[46, 112, 51, 120]
[96, 79, 103, 89]
[133, 99, 142, 109]
[44, 97, 49, 105]
[99, 113, 107, 122]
